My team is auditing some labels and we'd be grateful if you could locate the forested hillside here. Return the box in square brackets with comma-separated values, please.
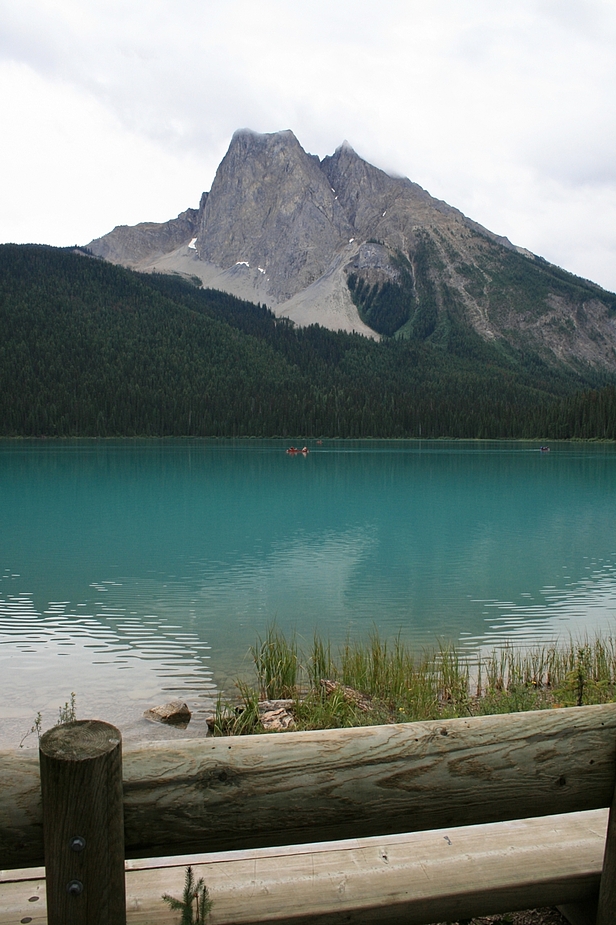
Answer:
[1, 244, 615, 439]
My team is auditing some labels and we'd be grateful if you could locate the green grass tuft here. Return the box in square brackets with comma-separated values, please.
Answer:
[210, 627, 616, 736]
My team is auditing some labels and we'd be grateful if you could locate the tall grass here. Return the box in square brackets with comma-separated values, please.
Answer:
[251, 625, 299, 699]
[211, 627, 616, 735]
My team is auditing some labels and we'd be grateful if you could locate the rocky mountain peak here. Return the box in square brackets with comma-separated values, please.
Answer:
[331, 139, 359, 159]
[86, 128, 616, 370]
[320, 142, 401, 236]
[195, 130, 353, 303]
[225, 127, 305, 165]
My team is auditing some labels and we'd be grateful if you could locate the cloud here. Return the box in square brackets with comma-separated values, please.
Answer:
[0, 59, 206, 244]
[0, 0, 615, 290]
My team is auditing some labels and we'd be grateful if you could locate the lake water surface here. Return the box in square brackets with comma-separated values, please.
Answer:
[2, 438, 616, 746]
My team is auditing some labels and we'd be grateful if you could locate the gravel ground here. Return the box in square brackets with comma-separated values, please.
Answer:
[435, 908, 571, 924]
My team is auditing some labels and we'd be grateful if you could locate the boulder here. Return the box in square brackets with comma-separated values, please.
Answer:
[144, 700, 192, 727]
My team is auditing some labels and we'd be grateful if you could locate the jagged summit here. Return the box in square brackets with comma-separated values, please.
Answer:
[87, 129, 616, 368]
[193, 129, 353, 304]
[227, 127, 305, 161]
[332, 139, 358, 156]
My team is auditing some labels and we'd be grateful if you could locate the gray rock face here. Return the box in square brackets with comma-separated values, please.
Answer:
[322, 141, 433, 247]
[89, 196, 206, 266]
[344, 242, 402, 298]
[88, 129, 510, 303]
[196, 129, 355, 303]
[348, 242, 398, 277]
[87, 129, 616, 369]
[321, 141, 513, 255]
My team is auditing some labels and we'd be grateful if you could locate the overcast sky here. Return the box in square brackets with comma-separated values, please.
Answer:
[1, 0, 615, 291]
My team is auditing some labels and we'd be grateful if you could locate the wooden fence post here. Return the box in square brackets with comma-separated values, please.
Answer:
[596, 753, 616, 925]
[39, 720, 126, 925]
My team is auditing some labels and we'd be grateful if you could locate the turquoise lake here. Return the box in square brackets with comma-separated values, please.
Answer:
[2, 438, 616, 746]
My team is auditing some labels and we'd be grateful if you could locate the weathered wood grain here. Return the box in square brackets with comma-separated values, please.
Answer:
[0, 874, 46, 925]
[0, 750, 42, 869]
[596, 768, 616, 925]
[0, 810, 608, 925]
[39, 721, 126, 925]
[1, 704, 616, 867]
[121, 704, 616, 859]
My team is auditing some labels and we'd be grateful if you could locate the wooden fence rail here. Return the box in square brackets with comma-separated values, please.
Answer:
[1, 704, 616, 924]
[3, 704, 616, 868]
[0, 810, 610, 924]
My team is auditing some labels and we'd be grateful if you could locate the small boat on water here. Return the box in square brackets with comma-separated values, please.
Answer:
[286, 446, 310, 455]
[539, 446, 550, 452]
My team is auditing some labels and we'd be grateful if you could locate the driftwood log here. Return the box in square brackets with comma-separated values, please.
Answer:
[1, 704, 616, 868]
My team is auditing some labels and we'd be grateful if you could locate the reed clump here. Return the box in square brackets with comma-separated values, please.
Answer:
[210, 626, 616, 735]
[251, 626, 299, 699]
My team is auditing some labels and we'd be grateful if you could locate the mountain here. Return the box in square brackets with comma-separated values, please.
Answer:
[89, 129, 616, 371]
[3, 243, 616, 440]
[89, 199, 206, 265]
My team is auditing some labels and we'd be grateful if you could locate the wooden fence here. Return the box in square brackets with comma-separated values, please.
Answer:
[1, 704, 616, 923]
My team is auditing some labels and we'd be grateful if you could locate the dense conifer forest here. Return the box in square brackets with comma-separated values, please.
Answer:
[1, 244, 616, 439]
